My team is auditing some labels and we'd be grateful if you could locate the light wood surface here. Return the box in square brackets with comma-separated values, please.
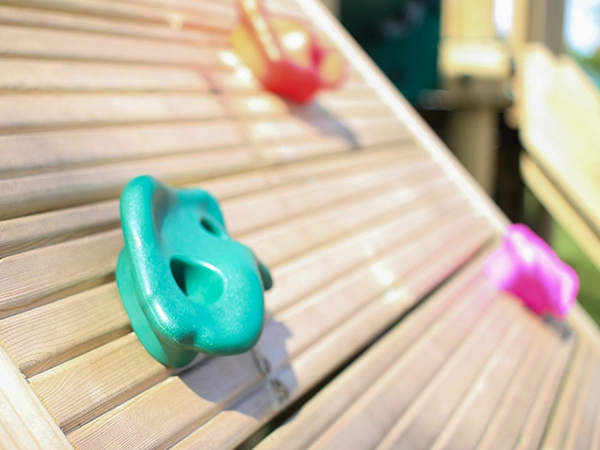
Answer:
[521, 153, 600, 272]
[519, 44, 600, 237]
[0, 0, 597, 447]
[0, 344, 73, 449]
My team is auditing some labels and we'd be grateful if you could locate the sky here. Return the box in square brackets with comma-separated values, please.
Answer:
[494, 0, 600, 55]
[564, 0, 600, 54]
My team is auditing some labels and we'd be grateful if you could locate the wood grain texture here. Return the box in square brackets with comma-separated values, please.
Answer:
[0, 59, 210, 92]
[35, 201, 482, 436]
[256, 247, 499, 450]
[0, 4, 227, 45]
[476, 317, 574, 449]
[1, 0, 584, 448]
[0, 161, 445, 388]
[0, 230, 122, 318]
[0, 144, 413, 257]
[0, 130, 409, 218]
[0, 343, 72, 449]
[0, 25, 227, 67]
[0, 282, 130, 377]
[0, 147, 420, 333]
[152, 219, 494, 449]
[1, 0, 234, 31]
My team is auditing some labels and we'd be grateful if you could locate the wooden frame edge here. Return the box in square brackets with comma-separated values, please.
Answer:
[0, 342, 72, 449]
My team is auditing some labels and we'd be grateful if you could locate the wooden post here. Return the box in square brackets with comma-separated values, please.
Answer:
[440, 0, 503, 195]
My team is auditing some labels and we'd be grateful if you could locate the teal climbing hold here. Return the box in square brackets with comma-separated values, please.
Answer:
[116, 176, 272, 368]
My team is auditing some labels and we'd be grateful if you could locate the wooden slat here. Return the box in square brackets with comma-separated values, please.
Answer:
[0, 145, 414, 257]
[0, 110, 406, 177]
[0, 282, 129, 377]
[1, 135, 384, 219]
[67, 355, 262, 449]
[375, 298, 522, 450]
[0, 120, 244, 177]
[550, 343, 600, 450]
[541, 337, 593, 449]
[521, 153, 600, 273]
[0, 200, 120, 258]
[174, 223, 494, 449]
[0, 59, 210, 93]
[0, 344, 72, 449]
[302, 285, 500, 449]
[224, 156, 429, 236]
[34, 200, 480, 434]
[0, 230, 122, 318]
[2, 0, 233, 32]
[0, 93, 227, 130]
[245, 174, 449, 266]
[0, 153, 438, 377]
[67, 215, 492, 448]
[0, 148, 418, 320]
[256, 247, 499, 450]
[30, 333, 177, 433]
[427, 316, 537, 450]
[0, 25, 227, 68]
[475, 317, 574, 449]
[0, 92, 397, 132]
[263, 199, 471, 316]
[0, 5, 227, 45]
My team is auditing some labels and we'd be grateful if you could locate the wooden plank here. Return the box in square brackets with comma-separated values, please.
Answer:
[306, 289, 502, 450]
[0, 93, 400, 133]
[426, 311, 537, 450]
[263, 199, 473, 315]
[0, 200, 120, 258]
[67, 355, 263, 449]
[0, 120, 244, 177]
[0, 5, 227, 45]
[245, 173, 449, 266]
[0, 25, 227, 68]
[0, 145, 413, 257]
[519, 46, 600, 237]
[0, 343, 72, 449]
[29, 333, 175, 433]
[0, 154, 437, 377]
[256, 247, 499, 450]
[224, 155, 432, 236]
[541, 337, 591, 450]
[176, 224, 494, 449]
[375, 296, 522, 450]
[475, 316, 574, 449]
[556, 345, 600, 450]
[0, 136, 360, 219]
[0, 149, 418, 319]
[35, 202, 479, 435]
[0, 111, 404, 177]
[0, 59, 210, 93]
[0, 230, 122, 319]
[0, 282, 130, 377]
[0, 90, 397, 132]
[0, 93, 227, 130]
[521, 153, 600, 273]
[67, 215, 492, 449]
[2, 0, 233, 32]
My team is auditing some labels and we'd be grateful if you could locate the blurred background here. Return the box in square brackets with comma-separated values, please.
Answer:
[322, 0, 600, 323]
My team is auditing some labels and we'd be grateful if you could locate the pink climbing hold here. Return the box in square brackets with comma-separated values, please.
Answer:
[484, 224, 579, 319]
